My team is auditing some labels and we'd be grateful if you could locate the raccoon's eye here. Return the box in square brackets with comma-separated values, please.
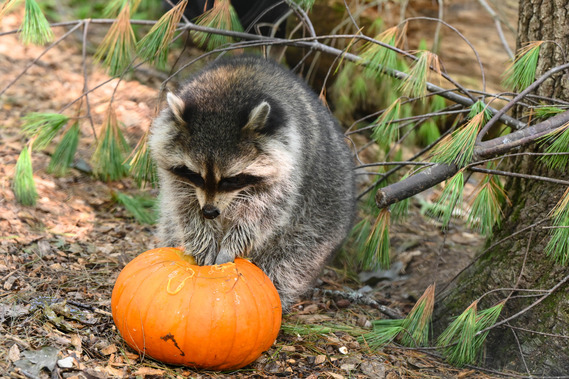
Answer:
[219, 174, 262, 191]
[170, 166, 204, 187]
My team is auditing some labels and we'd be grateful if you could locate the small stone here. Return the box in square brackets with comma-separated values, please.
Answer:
[57, 356, 75, 368]
[314, 355, 327, 365]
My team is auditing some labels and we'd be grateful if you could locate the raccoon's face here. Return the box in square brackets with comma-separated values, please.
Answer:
[150, 91, 289, 220]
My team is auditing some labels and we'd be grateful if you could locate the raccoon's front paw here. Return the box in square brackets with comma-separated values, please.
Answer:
[187, 241, 218, 266]
[214, 248, 236, 265]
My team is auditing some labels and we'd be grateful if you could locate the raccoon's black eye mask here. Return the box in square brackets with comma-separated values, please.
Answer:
[169, 166, 205, 187]
[169, 165, 262, 192]
[219, 174, 263, 191]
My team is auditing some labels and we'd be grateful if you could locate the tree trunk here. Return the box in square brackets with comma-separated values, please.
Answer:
[435, 0, 569, 374]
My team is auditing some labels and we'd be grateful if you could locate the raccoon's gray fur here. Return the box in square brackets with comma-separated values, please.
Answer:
[149, 55, 356, 310]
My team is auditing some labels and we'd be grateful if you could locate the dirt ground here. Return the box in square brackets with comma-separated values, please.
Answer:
[1, 2, 522, 378]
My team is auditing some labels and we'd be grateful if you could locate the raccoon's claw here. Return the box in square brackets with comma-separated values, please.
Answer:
[215, 248, 236, 265]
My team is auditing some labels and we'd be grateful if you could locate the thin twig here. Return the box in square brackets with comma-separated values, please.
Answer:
[477, 272, 569, 334]
[507, 322, 532, 376]
[468, 167, 569, 187]
[0, 21, 83, 96]
[476, 62, 569, 143]
[81, 19, 96, 141]
[437, 218, 550, 299]
[476, 0, 514, 59]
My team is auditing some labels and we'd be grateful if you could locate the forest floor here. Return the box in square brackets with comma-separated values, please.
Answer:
[0, 2, 523, 379]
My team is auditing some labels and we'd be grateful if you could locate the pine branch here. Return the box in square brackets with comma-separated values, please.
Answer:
[375, 109, 569, 209]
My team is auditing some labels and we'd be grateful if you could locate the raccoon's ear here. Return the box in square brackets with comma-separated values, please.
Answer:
[244, 101, 271, 132]
[167, 92, 185, 123]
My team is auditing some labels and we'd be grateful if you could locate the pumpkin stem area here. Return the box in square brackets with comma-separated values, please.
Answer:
[172, 247, 198, 265]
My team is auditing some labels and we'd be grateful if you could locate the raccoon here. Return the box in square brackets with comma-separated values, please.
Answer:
[149, 55, 356, 310]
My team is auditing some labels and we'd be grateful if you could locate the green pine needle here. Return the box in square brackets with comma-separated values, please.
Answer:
[391, 197, 409, 223]
[400, 284, 435, 347]
[398, 51, 440, 100]
[282, 322, 362, 338]
[502, 41, 543, 91]
[371, 98, 401, 150]
[22, 112, 70, 151]
[545, 187, 569, 264]
[0, 0, 21, 21]
[539, 122, 569, 171]
[112, 190, 156, 225]
[127, 133, 157, 188]
[20, 0, 54, 45]
[437, 301, 504, 366]
[533, 105, 565, 119]
[431, 109, 484, 167]
[468, 100, 492, 123]
[467, 172, 507, 236]
[429, 171, 464, 229]
[191, 0, 243, 51]
[359, 27, 399, 78]
[359, 319, 405, 349]
[473, 302, 504, 351]
[437, 301, 478, 366]
[102, 0, 127, 17]
[94, 5, 136, 76]
[417, 120, 441, 146]
[391, 173, 410, 222]
[12, 145, 38, 206]
[290, 0, 315, 11]
[91, 106, 130, 182]
[103, 0, 141, 17]
[362, 208, 391, 270]
[136, 0, 187, 68]
[47, 122, 80, 177]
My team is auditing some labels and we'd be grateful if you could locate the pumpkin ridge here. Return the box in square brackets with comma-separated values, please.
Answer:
[247, 263, 278, 347]
[231, 266, 263, 369]
[138, 262, 173, 357]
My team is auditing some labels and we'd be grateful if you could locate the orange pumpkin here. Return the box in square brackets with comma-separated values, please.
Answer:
[111, 247, 282, 370]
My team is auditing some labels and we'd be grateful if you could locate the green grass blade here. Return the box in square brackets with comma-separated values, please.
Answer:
[94, 5, 136, 76]
[12, 145, 38, 206]
[47, 121, 80, 177]
[112, 190, 156, 225]
[20, 0, 54, 45]
[91, 106, 130, 182]
[22, 112, 69, 150]
[136, 0, 187, 68]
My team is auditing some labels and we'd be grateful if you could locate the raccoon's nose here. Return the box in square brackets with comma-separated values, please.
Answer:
[202, 204, 220, 219]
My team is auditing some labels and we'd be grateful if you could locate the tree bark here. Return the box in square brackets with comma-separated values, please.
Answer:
[435, 0, 569, 374]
